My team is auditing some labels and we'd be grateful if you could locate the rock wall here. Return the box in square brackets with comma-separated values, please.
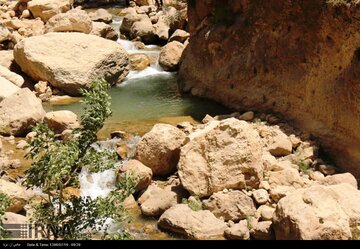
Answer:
[179, 0, 360, 177]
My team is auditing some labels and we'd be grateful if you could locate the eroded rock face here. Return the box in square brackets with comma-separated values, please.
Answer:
[0, 88, 45, 136]
[178, 118, 264, 197]
[14, 32, 129, 95]
[158, 204, 227, 240]
[179, 0, 360, 177]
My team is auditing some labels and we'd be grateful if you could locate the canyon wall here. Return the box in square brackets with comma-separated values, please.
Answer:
[179, 0, 360, 177]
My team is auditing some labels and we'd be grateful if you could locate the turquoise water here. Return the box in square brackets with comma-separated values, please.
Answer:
[44, 73, 231, 136]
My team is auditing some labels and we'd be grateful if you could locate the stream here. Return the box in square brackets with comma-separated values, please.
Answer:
[22, 7, 231, 240]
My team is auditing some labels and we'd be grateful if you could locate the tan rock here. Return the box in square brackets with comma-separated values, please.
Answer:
[320, 173, 358, 189]
[138, 184, 181, 216]
[120, 13, 148, 36]
[0, 65, 24, 87]
[45, 8, 92, 34]
[158, 204, 227, 240]
[130, 17, 155, 44]
[14, 32, 129, 96]
[0, 24, 10, 43]
[251, 221, 274, 240]
[21, 9, 31, 19]
[178, 118, 264, 197]
[309, 170, 325, 181]
[239, 111, 255, 121]
[318, 164, 337, 176]
[123, 195, 138, 210]
[203, 191, 256, 222]
[117, 159, 152, 192]
[0, 50, 15, 69]
[44, 111, 80, 134]
[0, 76, 20, 102]
[273, 184, 353, 240]
[90, 22, 118, 41]
[136, 123, 186, 176]
[169, 29, 190, 43]
[0, 88, 45, 136]
[257, 205, 275, 221]
[0, 179, 34, 213]
[129, 53, 150, 71]
[269, 185, 297, 203]
[269, 168, 304, 188]
[89, 8, 112, 24]
[153, 15, 169, 41]
[2, 212, 28, 224]
[268, 130, 292, 157]
[16, 140, 28, 150]
[28, 0, 73, 22]
[224, 220, 250, 240]
[159, 41, 184, 72]
[252, 189, 269, 205]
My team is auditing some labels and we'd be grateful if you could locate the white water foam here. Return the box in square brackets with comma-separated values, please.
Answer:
[79, 167, 116, 200]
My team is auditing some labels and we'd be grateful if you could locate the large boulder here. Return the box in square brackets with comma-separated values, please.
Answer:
[129, 17, 155, 44]
[159, 41, 185, 72]
[45, 8, 92, 34]
[158, 204, 227, 240]
[136, 124, 186, 176]
[44, 110, 80, 134]
[0, 77, 20, 102]
[0, 88, 45, 136]
[273, 184, 360, 240]
[28, 0, 73, 22]
[153, 15, 170, 41]
[14, 32, 129, 96]
[178, 118, 264, 197]
[120, 13, 148, 36]
[0, 179, 34, 213]
[203, 190, 256, 222]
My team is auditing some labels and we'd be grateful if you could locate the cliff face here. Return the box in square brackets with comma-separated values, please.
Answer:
[179, 0, 360, 177]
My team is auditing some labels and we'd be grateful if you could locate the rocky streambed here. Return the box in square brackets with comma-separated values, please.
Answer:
[0, 0, 360, 241]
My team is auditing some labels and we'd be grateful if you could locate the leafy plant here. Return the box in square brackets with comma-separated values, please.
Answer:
[0, 193, 11, 239]
[297, 160, 311, 174]
[25, 79, 137, 240]
[182, 196, 203, 211]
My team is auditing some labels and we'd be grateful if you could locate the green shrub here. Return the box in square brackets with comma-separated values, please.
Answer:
[0, 193, 11, 239]
[25, 79, 137, 240]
